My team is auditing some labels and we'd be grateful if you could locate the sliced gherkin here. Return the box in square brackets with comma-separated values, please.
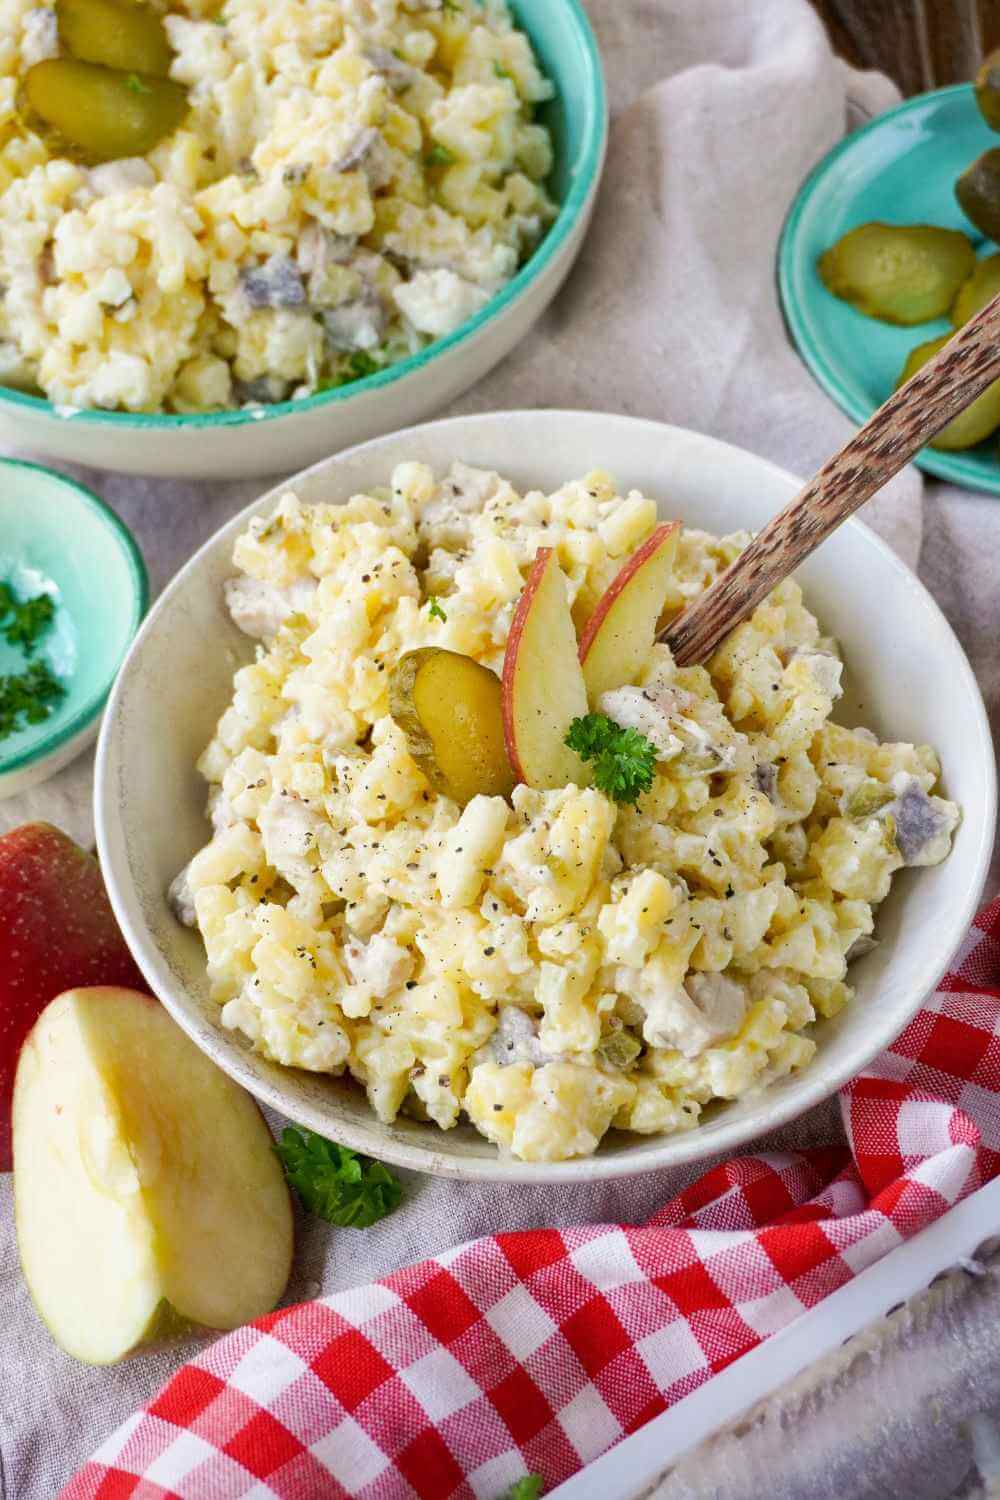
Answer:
[18, 58, 187, 164]
[950, 252, 1000, 326]
[57, 0, 172, 76]
[896, 334, 1000, 449]
[955, 148, 1000, 244]
[818, 222, 975, 324]
[975, 49, 1000, 132]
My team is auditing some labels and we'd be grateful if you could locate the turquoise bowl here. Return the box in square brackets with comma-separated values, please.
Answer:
[0, 460, 148, 797]
[779, 84, 1000, 495]
[0, 0, 607, 479]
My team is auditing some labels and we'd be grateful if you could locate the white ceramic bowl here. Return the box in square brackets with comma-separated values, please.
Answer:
[95, 411, 997, 1182]
[0, 3, 605, 482]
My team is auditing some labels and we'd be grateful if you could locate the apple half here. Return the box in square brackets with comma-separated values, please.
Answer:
[14, 987, 293, 1365]
[578, 522, 680, 705]
[501, 548, 591, 789]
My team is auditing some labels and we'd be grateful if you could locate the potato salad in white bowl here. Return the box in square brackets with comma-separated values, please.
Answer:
[95, 412, 996, 1182]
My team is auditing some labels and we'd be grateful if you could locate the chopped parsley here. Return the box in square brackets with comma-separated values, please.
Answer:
[274, 1127, 402, 1228]
[318, 351, 381, 391]
[125, 73, 152, 94]
[565, 712, 657, 805]
[424, 143, 456, 167]
[493, 60, 514, 81]
[427, 596, 447, 622]
[349, 350, 380, 380]
[0, 584, 55, 656]
[503, 1478, 543, 1500]
[0, 659, 65, 741]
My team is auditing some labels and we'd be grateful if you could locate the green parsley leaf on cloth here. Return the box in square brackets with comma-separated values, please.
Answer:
[274, 1127, 403, 1228]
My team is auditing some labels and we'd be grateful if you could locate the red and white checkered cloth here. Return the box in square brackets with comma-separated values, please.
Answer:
[64, 900, 1000, 1500]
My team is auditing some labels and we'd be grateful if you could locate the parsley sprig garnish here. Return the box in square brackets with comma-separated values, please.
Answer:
[564, 712, 657, 805]
[0, 583, 55, 656]
[274, 1127, 403, 1228]
[427, 596, 447, 622]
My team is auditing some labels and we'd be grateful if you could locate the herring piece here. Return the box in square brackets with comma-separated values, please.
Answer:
[884, 776, 960, 866]
[239, 254, 306, 310]
[790, 647, 844, 701]
[363, 44, 417, 89]
[344, 932, 414, 997]
[257, 793, 327, 889]
[233, 374, 289, 406]
[599, 685, 684, 760]
[207, 787, 237, 835]
[685, 973, 747, 1043]
[393, 269, 489, 339]
[479, 1005, 549, 1069]
[641, 971, 746, 1058]
[331, 126, 391, 187]
[224, 575, 317, 641]
[321, 289, 386, 351]
[754, 761, 778, 800]
[167, 863, 196, 927]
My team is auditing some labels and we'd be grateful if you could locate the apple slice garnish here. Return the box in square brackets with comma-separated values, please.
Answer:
[14, 987, 293, 1365]
[502, 548, 591, 789]
[579, 522, 680, 705]
[0, 822, 146, 1170]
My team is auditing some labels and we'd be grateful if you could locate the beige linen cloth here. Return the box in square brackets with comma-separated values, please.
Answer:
[1, 3, 998, 1495]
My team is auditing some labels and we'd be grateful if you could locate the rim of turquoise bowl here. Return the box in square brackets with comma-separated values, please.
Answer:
[778, 82, 1000, 495]
[0, 458, 150, 775]
[0, 0, 607, 434]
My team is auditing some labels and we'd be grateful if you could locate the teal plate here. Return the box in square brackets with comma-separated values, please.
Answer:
[779, 83, 1000, 494]
[0, 460, 148, 795]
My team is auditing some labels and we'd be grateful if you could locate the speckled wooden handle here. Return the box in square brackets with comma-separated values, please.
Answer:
[660, 292, 1000, 667]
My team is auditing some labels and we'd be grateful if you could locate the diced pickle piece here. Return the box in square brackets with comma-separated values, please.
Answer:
[896, 334, 1000, 449]
[951, 252, 1000, 325]
[844, 780, 894, 819]
[389, 647, 514, 806]
[818, 223, 975, 324]
[955, 148, 1000, 245]
[597, 1026, 642, 1071]
[975, 49, 1000, 132]
[57, 0, 171, 75]
[18, 59, 187, 164]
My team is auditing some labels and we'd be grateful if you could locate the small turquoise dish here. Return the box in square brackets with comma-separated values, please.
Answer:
[779, 83, 1000, 495]
[0, 460, 148, 798]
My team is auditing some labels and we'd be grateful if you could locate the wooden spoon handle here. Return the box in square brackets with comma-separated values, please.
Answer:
[660, 291, 1000, 667]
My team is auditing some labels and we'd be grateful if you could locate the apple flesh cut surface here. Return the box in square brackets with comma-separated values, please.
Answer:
[502, 548, 592, 790]
[14, 987, 293, 1365]
[390, 647, 514, 805]
[0, 821, 146, 1170]
[578, 522, 680, 705]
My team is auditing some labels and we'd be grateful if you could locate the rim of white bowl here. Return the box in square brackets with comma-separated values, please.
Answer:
[95, 412, 998, 1182]
[0, 457, 149, 776]
[0, 0, 607, 434]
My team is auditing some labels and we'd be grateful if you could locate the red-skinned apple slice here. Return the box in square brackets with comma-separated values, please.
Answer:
[578, 522, 681, 705]
[0, 822, 146, 1169]
[14, 987, 293, 1364]
[502, 548, 592, 789]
